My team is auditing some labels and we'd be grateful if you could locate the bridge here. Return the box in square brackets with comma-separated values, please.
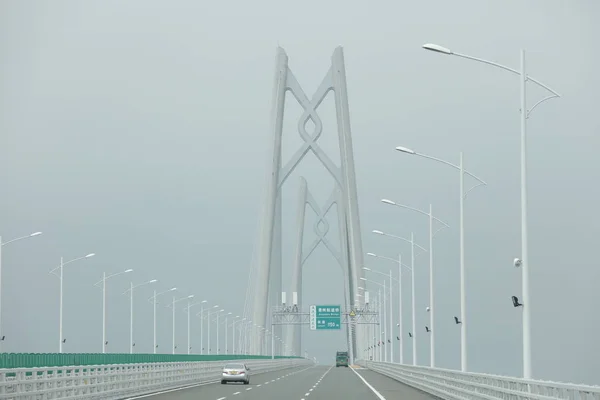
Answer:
[1, 46, 599, 399]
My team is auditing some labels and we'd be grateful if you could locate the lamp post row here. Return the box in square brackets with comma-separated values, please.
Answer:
[365, 43, 558, 378]
[1, 236, 267, 355]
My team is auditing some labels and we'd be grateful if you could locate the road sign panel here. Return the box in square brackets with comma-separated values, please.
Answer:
[310, 305, 341, 330]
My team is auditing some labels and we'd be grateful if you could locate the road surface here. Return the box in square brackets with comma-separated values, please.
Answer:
[125, 364, 439, 400]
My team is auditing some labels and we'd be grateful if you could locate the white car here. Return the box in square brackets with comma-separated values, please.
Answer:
[221, 363, 250, 385]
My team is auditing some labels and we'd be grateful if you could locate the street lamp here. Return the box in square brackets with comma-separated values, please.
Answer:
[396, 146, 486, 372]
[225, 312, 232, 354]
[360, 277, 388, 362]
[148, 287, 176, 354]
[363, 266, 398, 363]
[169, 294, 194, 354]
[94, 268, 133, 353]
[422, 43, 560, 379]
[364, 252, 414, 365]
[49, 252, 95, 353]
[370, 231, 427, 366]
[370, 291, 383, 362]
[216, 309, 225, 354]
[184, 300, 207, 354]
[231, 316, 242, 355]
[201, 305, 219, 354]
[0, 231, 42, 352]
[123, 279, 157, 354]
[242, 319, 252, 355]
[381, 199, 449, 367]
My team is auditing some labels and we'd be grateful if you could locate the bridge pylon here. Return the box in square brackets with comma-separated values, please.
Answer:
[250, 46, 366, 360]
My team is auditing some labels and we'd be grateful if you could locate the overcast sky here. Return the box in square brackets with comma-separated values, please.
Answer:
[1, 0, 599, 386]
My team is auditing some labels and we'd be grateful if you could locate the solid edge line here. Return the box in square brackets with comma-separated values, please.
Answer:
[351, 368, 387, 400]
[124, 379, 220, 399]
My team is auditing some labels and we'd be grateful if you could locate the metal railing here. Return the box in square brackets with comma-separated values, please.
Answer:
[357, 360, 600, 400]
[0, 357, 312, 399]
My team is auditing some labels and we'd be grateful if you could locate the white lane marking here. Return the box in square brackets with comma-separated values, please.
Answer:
[217, 398, 226, 400]
[246, 387, 252, 390]
[124, 379, 219, 399]
[233, 392, 241, 395]
[305, 393, 310, 396]
[309, 388, 313, 392]
[126, 364, 313, 399]
[351, 368, 387, 400]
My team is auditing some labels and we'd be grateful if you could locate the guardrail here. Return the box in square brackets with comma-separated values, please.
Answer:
[0, 353, 301, 369]
[357, 360, 600, 400]
[0, 357, 312, 399]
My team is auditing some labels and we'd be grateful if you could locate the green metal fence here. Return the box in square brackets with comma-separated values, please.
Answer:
[0, 353, 302, 369]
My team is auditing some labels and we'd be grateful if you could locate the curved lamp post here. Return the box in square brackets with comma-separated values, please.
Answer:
[396, 146, 486, 372]
[216, 309, 225, 354]
[0, 231, 42, 352]
[123, 279, 157, 354]
[363, 265, 400, 364]
[370, 231, 427, 366]
[148, 287, 176, 353]
[422, 43, 560, 379]
[94, 268, 133, 353]
[360, 277, 388, 362]
[225, 312, 232, 354]
[381, 199, 449, 367]
[201, 305, 219, 354]
[170, 294, 194, 354]
[50, 252, 95, 353]
[230, 315, 242, 355]
[184, 300, 207, 354]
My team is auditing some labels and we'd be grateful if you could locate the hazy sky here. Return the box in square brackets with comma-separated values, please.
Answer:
[1, 0, 599, 386]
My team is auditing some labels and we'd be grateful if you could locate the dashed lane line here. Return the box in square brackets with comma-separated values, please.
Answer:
[299, 365, 332, 399]
[221, 364, 318, 399]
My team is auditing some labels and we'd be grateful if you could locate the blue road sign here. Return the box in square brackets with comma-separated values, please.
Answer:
[310, 305, 341, 330]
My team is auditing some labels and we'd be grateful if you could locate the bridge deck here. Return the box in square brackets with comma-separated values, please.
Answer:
[127, 364, 438, 400]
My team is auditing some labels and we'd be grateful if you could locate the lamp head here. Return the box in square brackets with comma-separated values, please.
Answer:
[362, 267, 371, 271]
[381, 199, 396, 205]
[360, 277, 367, 281]
[395, 146, 416, 154]
[422, 43, 453, 55]
[149, 279, 158, 283]
[85, 253, 95, 258]
[124, 269, 133, 273]
[30, 232, 43, 237]
[367, 252, 377, 257]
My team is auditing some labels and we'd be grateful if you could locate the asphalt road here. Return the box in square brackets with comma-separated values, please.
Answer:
[126, 364, 439, 400]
